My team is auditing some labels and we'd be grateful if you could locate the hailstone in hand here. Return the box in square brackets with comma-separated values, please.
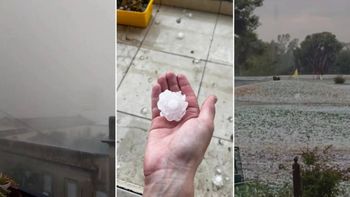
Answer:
[157, 90, 188, 121]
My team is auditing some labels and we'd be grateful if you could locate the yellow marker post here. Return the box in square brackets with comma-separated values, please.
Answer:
[292, 69, 299, 78]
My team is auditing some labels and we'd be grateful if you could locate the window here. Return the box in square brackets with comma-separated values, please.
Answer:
[65, 179, 80, 197]
[43, 174, 52, 194]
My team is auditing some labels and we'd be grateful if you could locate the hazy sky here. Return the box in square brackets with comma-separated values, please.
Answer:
[254, 0, 350, 43]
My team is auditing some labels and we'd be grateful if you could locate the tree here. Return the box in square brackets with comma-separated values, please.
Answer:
[235, 0, 264, 75]
[240, 34, 298, 76]
[276, 33, 291, 55]
[294, 32, 342, 77]
[287, 38, 299, 52]
[242, 39, 278, 76]
[235, 0, 263, 37]
[334, 49, 350, 74]
[235, 32, 264, 75]
[271, 35, 299, 75]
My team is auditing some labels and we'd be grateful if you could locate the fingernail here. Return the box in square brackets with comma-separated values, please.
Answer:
[214, 96, 218, 104]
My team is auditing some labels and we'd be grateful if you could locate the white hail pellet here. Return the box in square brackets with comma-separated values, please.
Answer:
[157, 90, 188, 121]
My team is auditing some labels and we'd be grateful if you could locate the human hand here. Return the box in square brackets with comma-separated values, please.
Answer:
[143, 72, 217, 197]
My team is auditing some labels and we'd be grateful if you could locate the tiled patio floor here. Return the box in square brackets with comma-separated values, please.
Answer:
[117, 4, 233, 196]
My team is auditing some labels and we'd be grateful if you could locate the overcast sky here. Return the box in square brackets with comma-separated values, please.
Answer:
[254, 0, 350, 43]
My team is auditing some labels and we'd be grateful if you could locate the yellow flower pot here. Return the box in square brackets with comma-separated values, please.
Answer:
[116, 0, 154, 28]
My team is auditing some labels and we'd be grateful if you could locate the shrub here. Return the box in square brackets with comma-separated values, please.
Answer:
[300, 145, 349, 197]
[273, 76, 281, 81]
[235, 181, 292, 197]
[334, 75, 346, 84]
[0, 173, 18, 197]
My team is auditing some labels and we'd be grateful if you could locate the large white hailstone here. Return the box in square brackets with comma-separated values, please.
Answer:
[157, 90, 188, 121]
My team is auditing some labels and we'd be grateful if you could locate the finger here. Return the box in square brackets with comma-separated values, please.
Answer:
[166, 72, 180, 92]
[158, 73, 168, 92]
[151, 84, 161, 119]
[177, 74, 199, 109]
[199, 95, 217, 124]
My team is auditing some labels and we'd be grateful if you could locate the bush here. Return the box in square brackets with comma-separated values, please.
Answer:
[235, 181, 292, 197]
[0, 173, 18, 197]
[334, 76, 346, 84]
[273, 76, 281, 81]
[301, 145, 349, 197]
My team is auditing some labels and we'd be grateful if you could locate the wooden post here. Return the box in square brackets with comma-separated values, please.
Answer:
[293, 156, 301, 197]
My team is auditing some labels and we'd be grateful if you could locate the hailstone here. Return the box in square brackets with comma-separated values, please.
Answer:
[157, 90, 188, 121]
[212, 174, 224, 188]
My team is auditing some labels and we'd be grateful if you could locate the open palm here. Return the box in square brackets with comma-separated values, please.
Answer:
[143, 72, 217, 178]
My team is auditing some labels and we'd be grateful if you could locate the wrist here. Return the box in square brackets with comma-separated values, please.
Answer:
[143, 168, 196, 197]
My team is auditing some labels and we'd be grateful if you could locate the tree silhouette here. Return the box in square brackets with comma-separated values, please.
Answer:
[294, 32, 342, 77]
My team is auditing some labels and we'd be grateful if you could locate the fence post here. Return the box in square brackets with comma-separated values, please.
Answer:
[293, 156, 301, 197]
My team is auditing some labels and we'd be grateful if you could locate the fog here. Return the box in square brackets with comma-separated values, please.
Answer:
[0, 0, 114, 125]
[0, 1, 114, 195]
[255, 0, 350, 42]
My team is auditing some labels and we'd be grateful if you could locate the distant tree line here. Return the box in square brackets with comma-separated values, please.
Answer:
[235, 0, 350, 76]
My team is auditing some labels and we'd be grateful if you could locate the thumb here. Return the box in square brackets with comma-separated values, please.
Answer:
[199, 95, 217, 123]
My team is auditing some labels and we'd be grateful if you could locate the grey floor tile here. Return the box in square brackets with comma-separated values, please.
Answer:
[117, 25, 148, 47]
[209, 15, 233, 65]
[195, 138, 233, 197]
[117, 48, 205, 119]
[117, 44, 138, 86]
[117, 188, 142, 197]
[117, 112, 149, 193]
[117, 112, 233, 196]
[142, 6, 217, 59]
[198, 62, 233, 141]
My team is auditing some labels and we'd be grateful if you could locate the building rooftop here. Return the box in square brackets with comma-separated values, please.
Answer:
[0, 114, 109, 154]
